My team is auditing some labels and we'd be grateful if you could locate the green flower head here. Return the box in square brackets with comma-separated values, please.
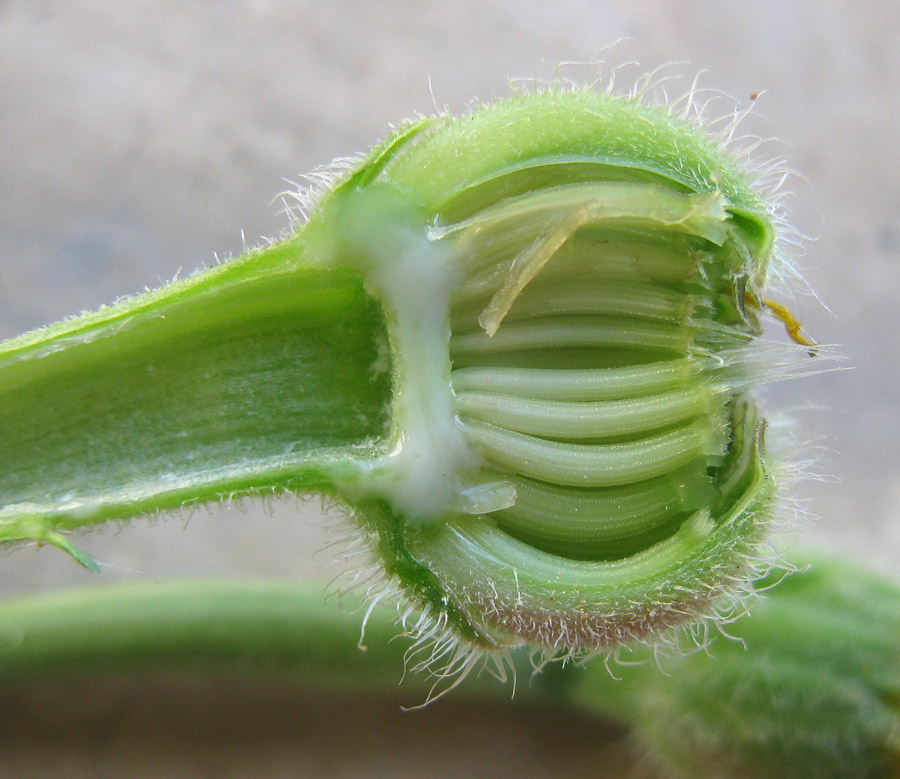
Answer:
[294, 84, 810, 673]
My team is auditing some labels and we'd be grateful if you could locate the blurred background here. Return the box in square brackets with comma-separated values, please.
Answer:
[1, 1, 898, 776]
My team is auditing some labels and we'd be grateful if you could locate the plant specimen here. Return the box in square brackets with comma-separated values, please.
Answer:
[3, 63, 898, 776]
[2, 77, 816, 676]
[0, 78, 818, 673]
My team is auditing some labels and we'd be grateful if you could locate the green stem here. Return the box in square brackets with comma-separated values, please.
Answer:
[0, 555, 897, 778]
[0, 238, 391, 564]
[0, 578, 555, 704]
[0, 581, 401, 690]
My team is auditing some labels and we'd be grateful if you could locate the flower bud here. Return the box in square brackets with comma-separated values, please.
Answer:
[305, 87, 800, 666]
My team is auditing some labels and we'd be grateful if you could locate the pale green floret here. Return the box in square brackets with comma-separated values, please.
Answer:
[455, 386, 713, 439]
[463, 419, 717, 487]
[450, 360, 696, 400]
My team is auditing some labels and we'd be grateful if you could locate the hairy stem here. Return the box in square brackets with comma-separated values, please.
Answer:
[0, 239, 392, 565]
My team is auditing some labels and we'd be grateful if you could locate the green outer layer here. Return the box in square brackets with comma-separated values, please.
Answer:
[376, 91, 774, 280]
[304, 91, 774, 287]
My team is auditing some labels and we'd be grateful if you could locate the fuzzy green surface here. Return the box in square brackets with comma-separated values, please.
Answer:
[577, 557, 900, 779]
[377, 90, 775, 275]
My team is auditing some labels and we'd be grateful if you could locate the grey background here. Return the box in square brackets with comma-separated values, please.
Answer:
[1, 1, 898, 776]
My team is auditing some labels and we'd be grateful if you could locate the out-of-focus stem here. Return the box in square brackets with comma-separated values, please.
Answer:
[1, 555, 897, 778]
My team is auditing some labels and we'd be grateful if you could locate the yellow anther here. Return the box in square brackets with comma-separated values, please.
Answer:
[747, 294, 818, 354]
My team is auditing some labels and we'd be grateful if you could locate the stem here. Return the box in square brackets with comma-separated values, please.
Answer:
[1, 555, 897, 778]
[0, 238, 392, 564]
[0, 579, 555, 704]
[0, 581, 403, 690]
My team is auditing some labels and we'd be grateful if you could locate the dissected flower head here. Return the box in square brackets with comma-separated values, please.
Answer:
[292, 82, 812, 675]
[0, 70, 818, 688]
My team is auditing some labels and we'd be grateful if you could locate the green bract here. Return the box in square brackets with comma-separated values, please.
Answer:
[1, 87, 798, 667]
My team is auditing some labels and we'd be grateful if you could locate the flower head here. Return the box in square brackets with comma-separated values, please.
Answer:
[298, 84, 808, 674]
